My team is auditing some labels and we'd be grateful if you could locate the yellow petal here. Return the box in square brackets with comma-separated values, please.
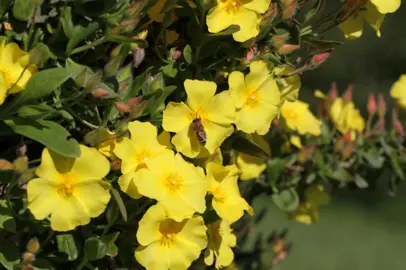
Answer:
[0, 42, 28, 66]
[232, 8, 260, 42]
[135, 168, 169, 201]
[338, 13, 364, 39]
[0, 72, 8, 105]
[204, 121, 234, 154]
[185, 79, 217, 111]
[206, 5, 234, 33]
[69, 145, 110, 182]
[236, 101, 279, 135]
[177, 215, 208, 251]
[49, 195, 91, 231]
[206, 91, 235, 125]
[73, 180, 111, 218]
[237, 153, 267, 180]
[27, 178, 59, 220]
[290, 135, 303, 149]
[242, 0, 270, 13]
[113, 137, 138, 174]
[118, 171, 142, 199]
[228, 71, 247, 108]
[136, 204, 166, 246]
[314, 89, 327, 100]
[364, 1, 385, 37]
[245, 60, 272, 91]
[135, 242, 169, 269]
[172, 125, 202, 158]
[35, 148, 74, 181]
[370, 0, 401, 14]
[157, 130, 173, 149]
[163, 101, 193, 132]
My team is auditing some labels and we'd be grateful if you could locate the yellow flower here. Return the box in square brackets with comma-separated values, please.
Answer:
[27, 146, 111, 231]
[204, 220, 237, 269]
[206, 162, 253, 223]
[228, 60, 281, 135]
[390, 74, 406, 109]
[288, 202, 319, 225]
[135, 204, 207, 269]
[0, 42, 37, 105]
[281, 100, 321, 136]
[195, 148, 224, 168]
[163, 79, 235, 158]
[136, 151, 207, 221]
[206, 0, 269, 42]
[339, 0, 400, 39]
[84, 128, 117, 159]
[330, 98, 365, 138]
[236, 153, 266, 180]
[289, 135, 303, 149]
[113, 121, 171, 199]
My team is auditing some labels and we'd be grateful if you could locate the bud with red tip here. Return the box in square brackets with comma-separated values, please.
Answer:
[115, 96, 143, 113]
[171, 50, 182, 61]
[343, 130, 352, 143]
[329, 82, 338, 100]
[378, 93, 386, 118]
[111, 160, 121, 171]
[343, 84, 353, 102]
[308, 49, 333, 69]
[367, 93, 377, 116]
[392, 109, 404, 137]
[92, 88, 110, 98]
[133, 48, 146, 68]
[242, 46, 257, 64]
[276, 44, 300, 55]
[281, 0, 298, 20]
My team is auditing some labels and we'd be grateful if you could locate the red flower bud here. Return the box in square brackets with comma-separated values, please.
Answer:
[115, 102, 131, 113]
[272, 119, 280, 128]
[367, 93, 377, 116]
[343, 84, 353, 102]
[343, 130, 352, 143]
[276, 44, 300, 55]
[392, 109, 404, 137]
[329, 82, 338, 100]
[309, 50, 333, 69]
[378, 93, 386, 118]
[111, 160, 121, 171]
[92, 88, 110, 98]
[127, 96, 143, 107]
[281, 0, 298, 19]
[242, 46, 257, 64]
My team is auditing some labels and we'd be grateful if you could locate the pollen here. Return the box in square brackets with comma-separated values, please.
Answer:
[245, 91, 259, 107]
[135, 148, 153, 165]
[164, 173, 183, 192]
[222, 0, 242, 13]
[56, 174, 77, 198]
[212, 187, 228, 203]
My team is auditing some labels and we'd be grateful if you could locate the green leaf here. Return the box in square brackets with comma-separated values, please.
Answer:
[60, 7, 74, 38]
[100, 232, 120, 257]
[0, 68, 72, 116]
[145, 85, 177, 115]
[183, 44, 192, 64]
[67, 22, 100, 54]
[267, 158, 286, 187]
[111, 187, 127, 222]
[272, 188, 299, 212]
[390, 152, 405, 181]
[162, 62, 178, 78]
[12, 0, 35, 21]
[18, 104, 58, 120]
[330, 168, 353, 182]
[354, 174, 369, 189]
[5, 118, 81, 158]
[32, 259, 56, 270]
[361, 151, 385, 169]
[84, 238, 108, 261]
[0, 200, 16, 233]
[0, 171, 15, 184]
[56, 234, 78, 261]
[0, 0, 12, 16]
[29, 43, 57, 68]
[0, 244, 19, 270]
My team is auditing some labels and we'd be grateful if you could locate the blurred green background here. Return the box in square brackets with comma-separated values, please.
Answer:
[250, 2, 406, 270]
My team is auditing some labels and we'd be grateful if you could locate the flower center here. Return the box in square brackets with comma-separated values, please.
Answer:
[134, 148, 153, 167]
[164, 173, 183, 192]
[0, 67, 13, 88]
[159, 219, 182, 247]
[245, 90, 259, 107]
[283, 108, 299, 120]
[222, 0, 242, 13]
[56, 174, 77, 198]
[212, 187, 228, 203]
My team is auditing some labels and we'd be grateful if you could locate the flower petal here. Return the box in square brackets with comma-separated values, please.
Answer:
[163, 102, 193, 132]
[236, 101, 279, 135]
[206, 5, 234, 34]
[204, 121, 234, 154]
[137, 204, 166, 246]
[50, 196, 91, 231]
[135, 242, 169, 269]
[113, 137, 138, 174]
[172, 125, 202, 158]
[206, 91, 235, 125]
[27, 178, 58, 220]
[245, 60, 272, 91]
[232, 9, 260, 42]
[128, 121, 158, 144]
[242, 0, 270, 13]
[185, 79, 217, 111]
[177, 216, 208, 251]
[370, 0, 400, 14]
[338, 13, 364, 39]
[35, 148, 74, 181]
[135, 168, 168, 201]
[237, 153, 267, 180]
[118, 171, 143, 199]
[228, 71, 247, 108]
[0, 72, 8, 105]
[74, 180, 111, 218]
[70, 145, 110, 182]
[364, 1, 385, 37]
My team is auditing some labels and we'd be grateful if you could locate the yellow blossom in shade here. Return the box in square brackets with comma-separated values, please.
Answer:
[289, 135, 303, 149]
[135, 204, 207, 270]
[196, 148, 224, 168]
[27, 145, 111, 231]
[157, 130, 173, 149]
[330, 98, 365, 139]
[390, 74, 406, 109]
[136, 151, 207, 221]
[163, 79, 235, 158]
[0, 42, 37, 105]
[288, 202, 319, 225]
[206, 0, 269, 42]
[236, 153, 266, 180]
[274, 66, 301, 105]
[84, 128, 118, 159]
[339, 0, 400, 39]
[204, 220, 237, 269]
[113, 121, 171, 199]
[206, 162, 253, 223]
[281, 100, 321, 136]
[228, 60, 281, 135]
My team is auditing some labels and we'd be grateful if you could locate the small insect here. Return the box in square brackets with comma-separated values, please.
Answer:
[191, 118, 207, 146]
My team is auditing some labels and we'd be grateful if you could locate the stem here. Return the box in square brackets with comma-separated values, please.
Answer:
[68, 109, 99, 129]
[76, 257, 88, 270]
[70, 37, 107, 55]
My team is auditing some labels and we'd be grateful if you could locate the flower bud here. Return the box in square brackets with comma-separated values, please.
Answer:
[0, 159, 14, 170]
[309, 50, 333, 69]
[262, 2, 279, 24]
[136, 29, 149, 40]
[329, 82, 338, 101]
[378, 93, 386, 118]
[92, 88, 110, 98]
[133, 48, 146, 68]
[343, 130, 352, 143]
[242, 46, 257, 64]
[343, 84, 353, 102]
[171, 50, 182, 61]
[281, 0, 298, 20]
[110, 160, 121, 171]
[276, 44, 300, 55]
[26, 238, 40, 254]
[3, 22, 12, 31]
[342, 141, 354, 160]
[271, 32, 290, 48]
[367, 93, 377, 116]
[392, 109, 404, 137]
[115, 102, 131, 113]
[22, 252, 36, 263]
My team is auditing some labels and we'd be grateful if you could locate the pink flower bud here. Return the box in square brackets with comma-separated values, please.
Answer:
[133, 48, 145, 68]
[343, 84, 353, 102]
[367, 93, 377, 115]
[378, 93, 386, 118]
[92, 88, 109, 98]
[171, 50, 182, 61]
[329, 82, 338, 100]
[272, 119, 280, 128]
[127, 96, 143, 107]
[392, 109, 404, 137]
[111, 160, 121, 171]
[242, 46, 257, 64]
[115, 102, 131, 113]
[276, 44, 300, 55]
[309, 50, 332, 69]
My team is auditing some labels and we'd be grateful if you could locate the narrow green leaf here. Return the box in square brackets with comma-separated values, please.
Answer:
[0, 0, 12, 17]
[0, 200, 16, 233]
[0, 244, 19, 270]
[84, 238, 108, 261]
[12, 0, 35, 21]
[5, 118, 81, 158]
[67, 22, 100, 54]
[111, 187, 127, 222]
[56, 234, 78, 261]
